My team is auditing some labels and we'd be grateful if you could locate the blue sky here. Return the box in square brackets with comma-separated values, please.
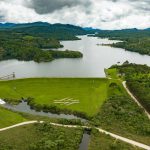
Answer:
[0, 0, 149, 29]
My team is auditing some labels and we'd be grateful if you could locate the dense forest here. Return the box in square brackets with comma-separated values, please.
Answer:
[111, 38, 150, 55]
[111, 63, 150, 113]
[94, 29, 150, 55]
[0, 23, 84, 62]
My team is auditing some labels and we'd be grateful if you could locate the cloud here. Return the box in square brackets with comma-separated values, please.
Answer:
[0, 0, 149, 29]
[27, 0, 91, 14]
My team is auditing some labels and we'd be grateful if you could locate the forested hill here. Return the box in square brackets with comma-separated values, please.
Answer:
[94, 28, 150, 38]
[0, 22, 85, 62]
[0, 22, 150, 60]
[94, 29, 150, 55]
[0, 22, 87, 40]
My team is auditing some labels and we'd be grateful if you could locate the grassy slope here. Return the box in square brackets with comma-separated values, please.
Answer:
[0, 107, 26, 128]
[0, 78, 108, 116]
[89, 129, 142, 150]
[105, 68, 119, 79]
[0, 123, 83, 150]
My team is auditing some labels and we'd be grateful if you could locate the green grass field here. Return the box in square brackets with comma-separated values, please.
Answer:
[105, 68, 125, 81]
[0, 78, 109, 116]
[105, 68, 119, 79]
[0, 107, 26, 128]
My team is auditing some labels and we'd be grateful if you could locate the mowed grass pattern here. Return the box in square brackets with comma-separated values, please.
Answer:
[0, 78, 108, 116]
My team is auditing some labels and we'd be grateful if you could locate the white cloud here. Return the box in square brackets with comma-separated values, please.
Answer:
[0, 0, 149, 29]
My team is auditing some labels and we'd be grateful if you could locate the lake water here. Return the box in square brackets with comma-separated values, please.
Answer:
[0, 35, 150, 78]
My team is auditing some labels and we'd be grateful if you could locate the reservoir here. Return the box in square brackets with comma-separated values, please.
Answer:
[0, 36, 149, 78]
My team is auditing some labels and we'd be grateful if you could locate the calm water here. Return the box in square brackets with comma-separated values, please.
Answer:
[79, 130, 91, 150]
[3, 101, 86, 122]
[0, 36, 150, 78]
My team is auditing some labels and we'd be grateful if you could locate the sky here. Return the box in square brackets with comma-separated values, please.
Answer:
[0, 0, 149, 29]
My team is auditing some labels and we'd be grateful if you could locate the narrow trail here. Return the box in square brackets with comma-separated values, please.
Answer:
[0, 121, 150, 150]
[122, 81, 150, 119]
[108, 76, 150, 119]
[0, 121, 37, 132]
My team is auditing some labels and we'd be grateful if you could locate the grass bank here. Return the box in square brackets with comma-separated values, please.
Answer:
[0, 107, 26, 128]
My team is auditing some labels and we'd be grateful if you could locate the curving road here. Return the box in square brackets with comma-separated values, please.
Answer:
[122, 81, 150, 119]
[0, 121, 150, 150]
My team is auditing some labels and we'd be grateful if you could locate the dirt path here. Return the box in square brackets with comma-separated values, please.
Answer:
[122, 81, 150, 119]
[96, 128, 150, 150]
[0, 121, 37, 131]
[0, 121, 149, 150]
